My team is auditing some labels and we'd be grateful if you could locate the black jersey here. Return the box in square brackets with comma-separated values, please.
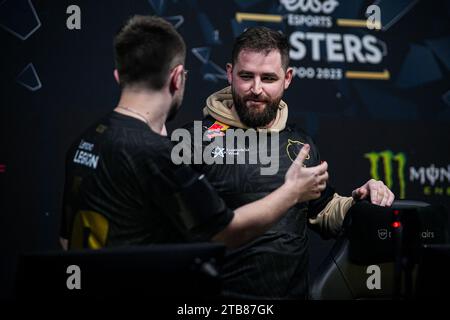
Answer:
[186, 116, 335, 299]
[61, 112, 233, 249]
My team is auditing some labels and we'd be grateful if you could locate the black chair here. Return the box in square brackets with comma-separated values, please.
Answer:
[15, 242, 225, 300]
[309, 200, 449, 300]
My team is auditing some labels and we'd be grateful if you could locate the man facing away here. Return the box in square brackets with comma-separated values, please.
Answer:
[60, 17, 329, 261]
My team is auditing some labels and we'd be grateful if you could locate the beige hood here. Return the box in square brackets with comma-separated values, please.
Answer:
[203, 86, 288, 132]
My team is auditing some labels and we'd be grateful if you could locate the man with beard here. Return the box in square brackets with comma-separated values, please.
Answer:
[59, 17, 328, 253]
[185, 26, 395, 299]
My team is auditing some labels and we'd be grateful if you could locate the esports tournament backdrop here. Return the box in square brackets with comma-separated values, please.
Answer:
[1, 0, 449, 298]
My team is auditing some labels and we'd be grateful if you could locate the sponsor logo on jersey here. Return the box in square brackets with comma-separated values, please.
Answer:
[286, 139, 310, 164]
[205, 121, 230, 139]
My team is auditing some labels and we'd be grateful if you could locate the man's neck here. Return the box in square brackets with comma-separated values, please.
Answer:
[114, 88, 168, 135]
[265, 118, 276, 129]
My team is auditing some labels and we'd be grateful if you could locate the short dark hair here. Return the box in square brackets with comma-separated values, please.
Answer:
[231, 26, 290, 70]
[114, 15, 186, 90]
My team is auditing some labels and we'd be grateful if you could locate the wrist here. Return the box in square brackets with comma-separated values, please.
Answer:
[281, 181, 303, 205]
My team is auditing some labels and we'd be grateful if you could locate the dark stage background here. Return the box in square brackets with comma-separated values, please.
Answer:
[1, 0, 449, 299]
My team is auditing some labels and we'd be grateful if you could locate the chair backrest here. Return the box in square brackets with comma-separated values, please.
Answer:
[15, 243, 225, 300]
[309, 200, 449, 300]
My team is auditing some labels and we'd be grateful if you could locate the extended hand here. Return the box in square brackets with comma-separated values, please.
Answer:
[352, 179, 395, 206]
[285, 144, 329, 202]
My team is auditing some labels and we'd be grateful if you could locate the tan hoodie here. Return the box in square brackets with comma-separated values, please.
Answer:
[203, 86, 288, 132]
[202, 86, 355, 238]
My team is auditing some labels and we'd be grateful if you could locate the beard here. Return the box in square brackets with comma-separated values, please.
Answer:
[231, 86, 281, 128]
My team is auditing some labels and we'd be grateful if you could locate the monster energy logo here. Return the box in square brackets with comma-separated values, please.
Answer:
[365, 151, 406, 199]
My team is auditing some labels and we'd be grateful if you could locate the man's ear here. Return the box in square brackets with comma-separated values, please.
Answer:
[169, 65, 183, 93]
[226, 63, 233, 85]
[284, 67, 293, 90]
[113, 69, 120, 84]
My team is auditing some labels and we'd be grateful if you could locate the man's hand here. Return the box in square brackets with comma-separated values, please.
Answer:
[216, 144, 328, 248]
[285, 144, 329, 203]
[352, 179, 395, 206]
